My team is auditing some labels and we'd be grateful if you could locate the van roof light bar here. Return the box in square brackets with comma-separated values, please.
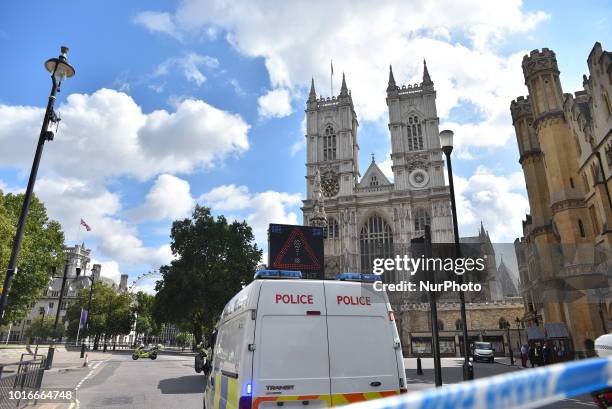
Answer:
[336, 273, 382, 282]
[254, 269, 302, 279]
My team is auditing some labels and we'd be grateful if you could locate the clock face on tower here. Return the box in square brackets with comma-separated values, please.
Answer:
[321, 170, 340, 197]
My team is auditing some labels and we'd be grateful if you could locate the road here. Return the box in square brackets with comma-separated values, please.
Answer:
[39, 353, 597, 409]
[41, 352, 203, 409]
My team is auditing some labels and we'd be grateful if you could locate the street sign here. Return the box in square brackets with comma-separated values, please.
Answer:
[268, 224, 324, 279]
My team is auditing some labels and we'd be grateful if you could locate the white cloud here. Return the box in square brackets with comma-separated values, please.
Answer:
[257, 88, 292, 118]
[34, 177, 174, 268]
[200, 184, 302, 245]
[455, 166, 529, 242]
[154, 53, 219, 86]
[140, 0, 548, 153]
[134, 174, 195, 221]
[0, 89, 250, 182]
[133, 11, 181, 41]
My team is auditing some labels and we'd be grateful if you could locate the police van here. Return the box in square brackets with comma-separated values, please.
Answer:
[203, 270, 407, 409]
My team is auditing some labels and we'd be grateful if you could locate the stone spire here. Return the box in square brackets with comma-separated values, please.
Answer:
[339, 73, 348, 97]
[387, 65, 397, 92]
[422, 59, 433, 87]
[308, 77, 316, 101]
[309, 168, 328, 228]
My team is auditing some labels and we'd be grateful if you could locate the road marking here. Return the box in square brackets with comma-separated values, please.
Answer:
[75, 357, 111, 390]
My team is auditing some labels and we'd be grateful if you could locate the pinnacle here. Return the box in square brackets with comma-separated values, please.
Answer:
[387, 65, 397, 92]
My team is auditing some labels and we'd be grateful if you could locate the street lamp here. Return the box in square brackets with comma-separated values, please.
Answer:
[0, 47, 76, 325]
[80, 268, 96, 358]
[440, 129, 474, 381]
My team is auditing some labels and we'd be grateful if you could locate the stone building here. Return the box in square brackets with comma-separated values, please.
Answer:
[301, 63, 455, 280]
[3, 243, 128, 342]
[511, 42, 612, 357]
[398, 300, 525, 357]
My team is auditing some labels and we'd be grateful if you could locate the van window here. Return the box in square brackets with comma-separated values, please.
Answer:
[214, 316, 246, 376]
[259, 315, 329, 379]
[327, 316, 396, 377]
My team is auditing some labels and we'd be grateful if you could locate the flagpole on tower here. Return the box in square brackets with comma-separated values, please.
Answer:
[330, 60, 334, 96]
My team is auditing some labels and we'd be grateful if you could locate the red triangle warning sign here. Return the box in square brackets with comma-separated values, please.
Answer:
[271, 227, 321, 271]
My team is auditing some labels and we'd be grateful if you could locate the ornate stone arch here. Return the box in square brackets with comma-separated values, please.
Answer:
[359, 212, 394, 275]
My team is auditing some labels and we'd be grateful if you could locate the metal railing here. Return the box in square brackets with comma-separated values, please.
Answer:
[0, 355, 46, 409]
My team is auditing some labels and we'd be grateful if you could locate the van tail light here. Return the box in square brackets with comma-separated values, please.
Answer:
[388, 311, 395, 321]
[239, 396, 252, 409]
[400, 388, 408, 394]
[306, 310, 321, 316]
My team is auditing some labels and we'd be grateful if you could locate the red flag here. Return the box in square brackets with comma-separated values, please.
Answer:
[80, 218, 92, 231]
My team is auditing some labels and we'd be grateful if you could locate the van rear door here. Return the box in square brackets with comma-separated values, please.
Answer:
[252, 280, 331, 409]
[324, 281, 401, 405]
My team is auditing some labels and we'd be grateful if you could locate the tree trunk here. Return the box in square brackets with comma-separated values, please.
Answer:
[193, 322, 203, 346]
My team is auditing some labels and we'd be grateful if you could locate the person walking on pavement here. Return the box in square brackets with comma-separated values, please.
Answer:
[521, 344, 528, 367]
[543, 342, 552, 365]
[536, 343, 543, 366]
[528, 343, 536, 368]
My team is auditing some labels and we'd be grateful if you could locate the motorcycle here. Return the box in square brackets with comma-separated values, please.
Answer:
[132, 345, 158, 360]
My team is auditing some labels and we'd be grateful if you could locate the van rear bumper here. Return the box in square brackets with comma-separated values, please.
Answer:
[253, 391, 400, 409]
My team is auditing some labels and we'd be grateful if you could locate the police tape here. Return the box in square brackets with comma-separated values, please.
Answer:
[345, 357, 612, 409]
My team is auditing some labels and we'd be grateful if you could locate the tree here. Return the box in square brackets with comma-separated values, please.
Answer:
[65, 283, 134, 346]
[0, 191, 65, 324]
[24, 315, 63, 341]
[154, 206, 262, 344]
[132, 291, 160, 344]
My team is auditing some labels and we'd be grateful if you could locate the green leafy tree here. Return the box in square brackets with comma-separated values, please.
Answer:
[24, 315, 64, 340]
[65, 283, 134, 345]
[154, 206, 261, 344]
[133, 291, 160, 342]
[0, 191, 65, 324]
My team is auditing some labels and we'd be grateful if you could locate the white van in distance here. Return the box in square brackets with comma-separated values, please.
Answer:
[203, 270, 407, 409]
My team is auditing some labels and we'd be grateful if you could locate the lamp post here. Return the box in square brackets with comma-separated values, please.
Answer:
[46, 258, 72, 369]
[0, 47, 75, 325]
[439, 129, 473, 381]
[515, 317, 522, 349]
[80, 269, 96, 358]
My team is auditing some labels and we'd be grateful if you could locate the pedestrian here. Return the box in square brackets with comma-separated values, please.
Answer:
[520, 344, 528, 367]
[528, 343, 536, 368]
[536, 343, 543, 366]
[543, 342, 552, 365]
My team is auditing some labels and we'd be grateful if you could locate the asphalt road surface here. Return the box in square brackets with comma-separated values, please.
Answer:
[42, 352, 203, 409]
[40, 353, 598, 409]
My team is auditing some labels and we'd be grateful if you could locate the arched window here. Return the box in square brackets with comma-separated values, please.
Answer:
[323, 125, 337, 161]
[414, 207, 431, 233]
[499, 317, 509, 329]
[406, 115, 424, 151]
[437, 320, 444, 331]
[455, 319, 464, 330]
[370, 175, 378, 186]
[327, 218, 340, 240]
[360, 214, 393, 275]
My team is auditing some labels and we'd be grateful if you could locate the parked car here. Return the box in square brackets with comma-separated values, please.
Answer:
[472, 341, 495, 363]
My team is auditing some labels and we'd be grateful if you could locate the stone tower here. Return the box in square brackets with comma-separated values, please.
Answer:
[385, 61, 452, 244]
[512, 45, 612, 356]
[305, 75, 359, 201]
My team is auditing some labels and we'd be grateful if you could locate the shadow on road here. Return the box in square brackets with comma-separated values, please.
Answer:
[158, 375, 205, 394]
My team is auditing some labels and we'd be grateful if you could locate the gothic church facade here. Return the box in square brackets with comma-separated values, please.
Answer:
[301, 63, 454, 278]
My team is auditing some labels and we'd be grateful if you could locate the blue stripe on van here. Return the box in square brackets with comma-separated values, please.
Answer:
[220, 372, 229, 409]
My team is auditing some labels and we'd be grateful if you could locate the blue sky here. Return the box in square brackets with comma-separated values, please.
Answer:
[0, 0, 610, 285]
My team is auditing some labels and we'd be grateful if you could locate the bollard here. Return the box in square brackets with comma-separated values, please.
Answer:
[416, 356, 423, 375]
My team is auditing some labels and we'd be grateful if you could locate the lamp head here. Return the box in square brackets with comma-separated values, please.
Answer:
[440, 130, 454, 155]
[44, 46, 76, 84]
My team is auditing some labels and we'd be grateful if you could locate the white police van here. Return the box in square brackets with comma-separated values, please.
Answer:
[203, 270, 407, 409]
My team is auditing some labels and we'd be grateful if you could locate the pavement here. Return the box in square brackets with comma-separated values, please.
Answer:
[3, 351, 598, 409]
